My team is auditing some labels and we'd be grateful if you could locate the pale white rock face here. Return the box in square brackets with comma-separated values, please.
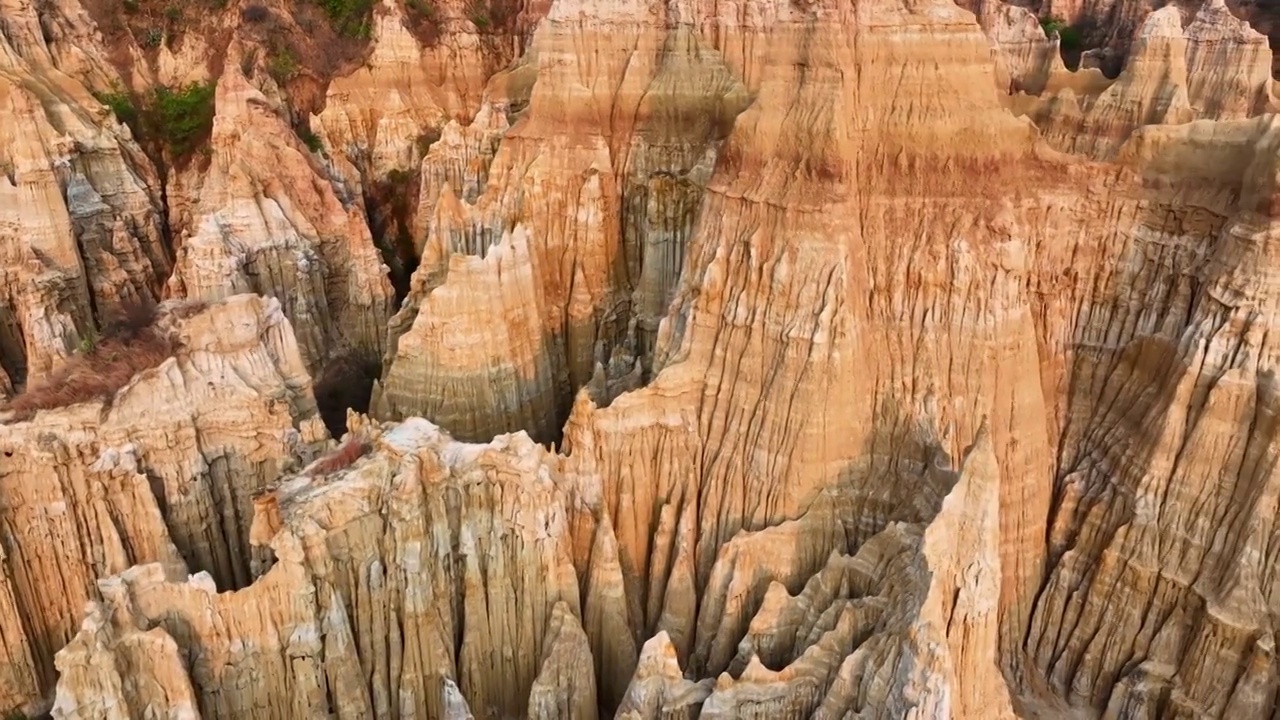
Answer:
[51, 601, 202, 720]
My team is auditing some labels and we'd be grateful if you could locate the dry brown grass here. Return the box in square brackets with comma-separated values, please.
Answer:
[310, 436, 370, 475]
[4, 301, 174, 421]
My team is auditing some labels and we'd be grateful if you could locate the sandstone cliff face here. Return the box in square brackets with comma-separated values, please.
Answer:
[165, 50, 395, 368]
[0, 295, 326, 713]
[1022, 0, 1274, 159]
[11, 0, 1280, 716]
[372, 0, 749, 441]
[51, 414, 1010, 720]
[312, 0, 528, 180]
[1022, 112, 1280, 718]
[975, 2, 1062, 95]
[55, 417, 583, 719]
[0, 0, 168, 391]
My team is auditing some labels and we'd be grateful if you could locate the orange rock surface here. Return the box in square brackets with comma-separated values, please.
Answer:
[0, 0, 1277, 717]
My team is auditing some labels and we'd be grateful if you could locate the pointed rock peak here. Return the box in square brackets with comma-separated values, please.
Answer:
[1139, 6, 1187, 38]
[548, 598, 581, 624]
[378, 0, 403, 22]
[738, 654, 778, 682]
[594, 506, 617, 542]
[569, 386, 600, 421]
[963, 416, 992, 459]
[441, 676, 474, 719]
[433, 182, 468, 227]
[952, 420, 1000, 505]
[1189, 0, 1266, 40]
[505, 222, 534, 248]
[634, 631, 683, 675]
[559, 386, 601, 457]
[760, 579, 793, 607]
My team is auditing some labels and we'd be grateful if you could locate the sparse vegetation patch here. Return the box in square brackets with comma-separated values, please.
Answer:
[96, 89, 139, 127]
[98, 82, 216, 163]
[3, 301, 174, 421]
[309, 436, 371, 475]
[403, 0, 441, 44]
[151, 83, 217, 157]
[312, 0, 374, 38]
[298, 126, 324, 153]
[406, 0, 435, 20]
[1040, 15, 1083, 52]
[142, 27, 164, 47]
[267, 43, 300, 82]
[466, 0, 490, 29]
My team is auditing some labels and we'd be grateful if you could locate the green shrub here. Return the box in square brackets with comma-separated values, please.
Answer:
[95, 83, 215, 161]
[466, 1, 490, 29]
[142, 27, 164, 47]
[1058, 26, 1083, 51]
[298, 127, 324, 153]
[122, 0, 139, 12]
[312, 0, 375, 37]
[97, 90, 139, 127]
[1039, 15, 1065, 36]
[150, 83, 216, 158]
[268, 45, 299, 82]
[406, 0, 435, 20]
[165, 5, 182, 21]
[1039, 16, 1083, 51]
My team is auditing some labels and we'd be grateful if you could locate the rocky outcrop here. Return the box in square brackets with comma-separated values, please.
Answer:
[374, 0, 750, 441]
[166, 50, 394, 368]
[19, 0, 1280, 718]
[50, 413, 1011, 720]
[1022, 112, 1280, 718]
[50, 600, 201, 720]
[1024, 0, 1274, 158]
[307, 0, 541, 300]
[0, 295, 326, 712]
[50, 417, 579, 719]
[0, 0, 168, 389]
[313, 0, 533, 181]
[374, 224, 569, 443]
[969, 0, 1062, 95]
